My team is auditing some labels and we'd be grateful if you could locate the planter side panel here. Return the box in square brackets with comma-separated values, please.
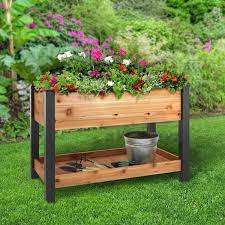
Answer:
[55, 89, 181, 130]
[34, 92, 44, 126]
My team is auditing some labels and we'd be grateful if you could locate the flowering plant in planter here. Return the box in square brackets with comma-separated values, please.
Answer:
[34, 45, 187, 98]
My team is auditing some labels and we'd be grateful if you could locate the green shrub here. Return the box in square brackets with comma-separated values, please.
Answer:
[112, 0, 166, 18]
[166, 39, 225, 111]
[193, 8, 225, 42]
[0, 76, 11, 120]
[114, 18, 174, 63]
[72, 0, 120, 41]
[165, 0, 225, 23]
[0, 112, 29, 142]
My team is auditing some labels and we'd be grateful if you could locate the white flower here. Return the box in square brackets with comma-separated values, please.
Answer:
[57, 51, 73, 61]
[107, 81, 114, 87]
[64, 51, 73, 58]
[104, 56, 114, 63]
[57, 54, 64, 61]
[78, 52, 86, 58]
[122, 59, 131, 66]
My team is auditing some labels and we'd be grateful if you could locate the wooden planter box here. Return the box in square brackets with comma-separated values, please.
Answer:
[30, 87, 190, 203]
[34, 89, 181, 130]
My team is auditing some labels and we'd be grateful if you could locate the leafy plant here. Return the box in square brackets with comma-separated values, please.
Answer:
[113, 0, 166, 18]
[165, 39, 225, 111]
[0, 75, 11, 119]
[0, 0, 59, 105]
[165, 0, 225, 23]
[115, 18, 174, 64]
[193, 7, 225, 42]
[73, 0, 120, 41]
[0, 112, 29, 142]
[15, 44, 61, 82]
[0, 0, 59, 52]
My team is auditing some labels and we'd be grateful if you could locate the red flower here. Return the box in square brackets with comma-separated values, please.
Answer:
[133, 84, 140, 91]
[170, 75, 177, 83]
[99, 90, 106, 96]
[118, 64, 124, 71]
[53, 87, 59, 93]
[137, 79, 144, 84]
[41, 74, 48, 80]
[69, 84, 75, 91]
[161, 74, 169, 82]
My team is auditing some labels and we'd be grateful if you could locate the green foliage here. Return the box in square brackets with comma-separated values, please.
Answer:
[112, 0, 166, 18]
[115, 18, 174, 63]
[0, 0, 59, 52]
[0, 76, 11, 119]
[165, 0, 225, 23]
[73, 0, 119, 41]
[13, 28, 59, 52]
[165, 39, 225, 111]
[16, 44, 61, 82]
[0, 112, 29, 141]
[0, 54, 15, 69]
[193, 8, 225, 42]
[14, 45, 82, 82]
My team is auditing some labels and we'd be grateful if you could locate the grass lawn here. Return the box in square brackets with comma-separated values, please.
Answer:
[1, 116, 225, 225]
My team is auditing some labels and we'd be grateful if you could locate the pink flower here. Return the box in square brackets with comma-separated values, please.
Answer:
[0, 3, 5, 9]
[46, 13, 53, 20]
[106, 37, 113, 42]
[91, 48, 103, 60]
[50, 75, 57, 87]
[118, 49, 126, 55]
[105, 72, 110, 79]
[99, 90, 106, 96]
[70, 18, 77, 22]
[70, 18, 81, 25]
[138, 59, 148, 68]
[68, 31, 84, 39]
[71, 42, 79, 47]
[75, 20, 81, 25]
[90, 70, 101, 78]
[28, 22, 37, 29]
[102, 42, 109, 48]
[43, 20, 51, 28]
[107, 49, 114, 55]
[90, 70, 97, 78]
[58, 19, 64, 25]
[53, 14, 64, 20]
[202, 39, 212, 52]
[79, 37, 99, 46]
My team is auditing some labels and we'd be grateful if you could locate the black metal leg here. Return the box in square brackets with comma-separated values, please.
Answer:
[147, 123, 156, 134]
[30, 86, 39, 179]
[179, 86, 190, 181]
[44, 91, 55, 203]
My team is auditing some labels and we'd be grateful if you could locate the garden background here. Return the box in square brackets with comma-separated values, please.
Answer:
[1, 0, 225, 142]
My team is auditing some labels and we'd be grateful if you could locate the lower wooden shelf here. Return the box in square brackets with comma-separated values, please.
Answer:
[34, 148, 181, 189]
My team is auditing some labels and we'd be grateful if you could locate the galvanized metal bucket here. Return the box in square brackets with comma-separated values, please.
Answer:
[124, 131, 159, 164]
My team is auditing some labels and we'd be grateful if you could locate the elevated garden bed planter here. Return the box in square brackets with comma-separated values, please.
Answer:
[30, 86, 190, 203]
